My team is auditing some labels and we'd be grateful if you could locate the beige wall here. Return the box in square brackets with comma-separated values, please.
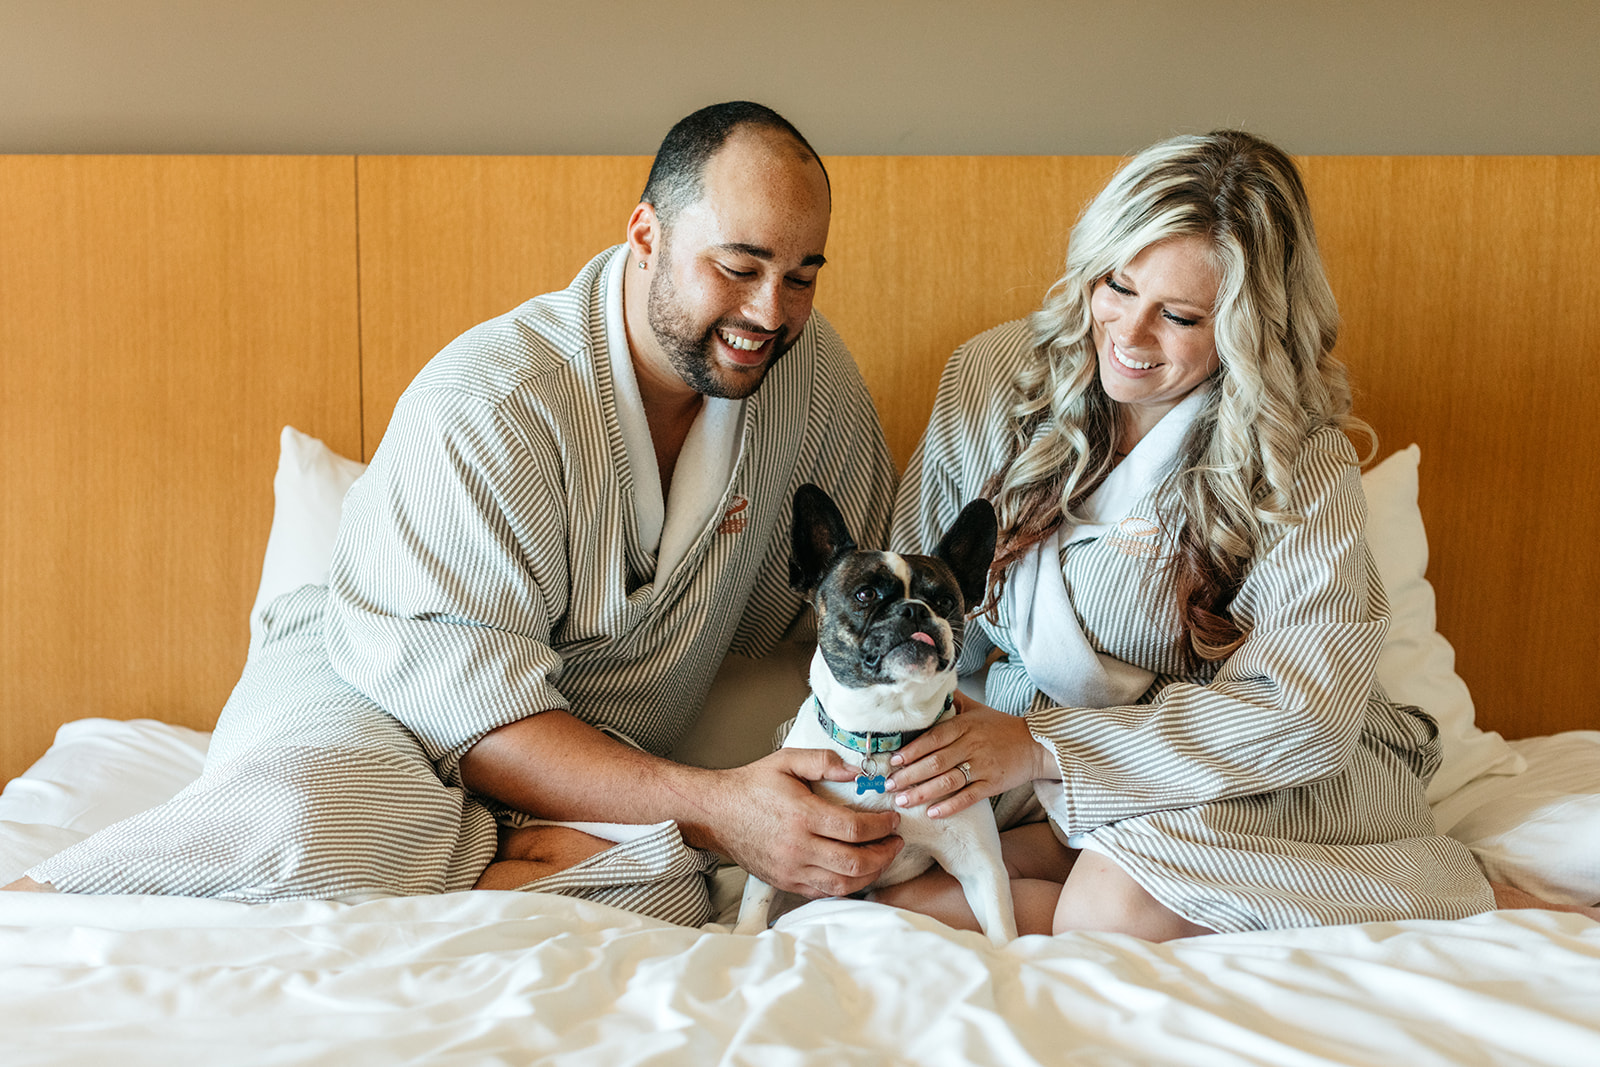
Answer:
[3, 0, 1597, 155]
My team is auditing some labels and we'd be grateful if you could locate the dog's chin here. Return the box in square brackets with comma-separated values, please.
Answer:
[875, 638, 949, 680]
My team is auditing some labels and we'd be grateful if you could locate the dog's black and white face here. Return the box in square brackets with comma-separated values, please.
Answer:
[789, 484, 997, 690]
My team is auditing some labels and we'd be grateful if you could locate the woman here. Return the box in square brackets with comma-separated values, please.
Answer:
[880, 130, 1591, 940]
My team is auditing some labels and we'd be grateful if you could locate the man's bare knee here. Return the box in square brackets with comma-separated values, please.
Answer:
[2, 876, 57, 893]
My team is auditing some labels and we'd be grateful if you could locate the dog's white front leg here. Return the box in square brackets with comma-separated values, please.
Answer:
[734, 873, 777, 935]
[928, 809, 1018, 946]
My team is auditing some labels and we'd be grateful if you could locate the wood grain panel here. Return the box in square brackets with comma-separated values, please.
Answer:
[355, 155, 1121, 467]
[1303, 157, 1600, 739]
[0, 156, 361, 781]
[356, 156, 652, 456]
[820, 156, 1122, 466]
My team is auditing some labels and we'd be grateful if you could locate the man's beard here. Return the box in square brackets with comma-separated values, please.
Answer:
[645, 254, 796, 400]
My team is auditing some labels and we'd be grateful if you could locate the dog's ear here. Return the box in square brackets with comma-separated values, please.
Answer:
[790, 483, 856, 593]
[933, 498, 998, 611]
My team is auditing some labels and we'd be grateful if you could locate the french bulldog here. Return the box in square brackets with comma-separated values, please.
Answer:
[735, 483, 1017, 945]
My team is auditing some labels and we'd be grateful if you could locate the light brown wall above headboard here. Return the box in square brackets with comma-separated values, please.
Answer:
[3, 154, 1596, 782]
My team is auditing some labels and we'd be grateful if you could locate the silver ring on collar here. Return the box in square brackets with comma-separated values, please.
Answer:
[957, 761, 972, 785]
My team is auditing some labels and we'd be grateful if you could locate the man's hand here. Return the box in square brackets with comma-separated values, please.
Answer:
[689, 747, 904, 899]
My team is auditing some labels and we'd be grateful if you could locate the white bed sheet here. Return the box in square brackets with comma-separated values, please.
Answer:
[4, 721, 1600, 1065]
[2, 888, 1597, 1066]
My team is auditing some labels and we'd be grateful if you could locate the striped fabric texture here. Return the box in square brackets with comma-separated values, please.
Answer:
[32, 247, 897, 924]
[891, 319, 1495, 932]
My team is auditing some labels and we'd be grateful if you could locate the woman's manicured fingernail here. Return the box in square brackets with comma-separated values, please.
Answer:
[927, 806, 942, 818]
[889, 754, 903, 766]
[894, 793, 909, 806]
[883, 778, 896, 790]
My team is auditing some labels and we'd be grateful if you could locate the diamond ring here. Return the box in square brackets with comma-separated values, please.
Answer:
[957, 761, 972, 785]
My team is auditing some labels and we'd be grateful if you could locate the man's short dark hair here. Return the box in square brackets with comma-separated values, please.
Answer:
[641, 101, 829, 226]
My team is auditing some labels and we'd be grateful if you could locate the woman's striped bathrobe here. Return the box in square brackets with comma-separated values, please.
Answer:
[892, 319, 1493, 932]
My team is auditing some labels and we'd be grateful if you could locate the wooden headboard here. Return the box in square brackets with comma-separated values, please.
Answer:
[3, 154, 1596, 782]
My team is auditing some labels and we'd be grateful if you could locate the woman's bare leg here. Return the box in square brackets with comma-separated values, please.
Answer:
[473, 824, 614, 891]
[1054, 850, 1213, 942]
[868, 821, 1080, 936]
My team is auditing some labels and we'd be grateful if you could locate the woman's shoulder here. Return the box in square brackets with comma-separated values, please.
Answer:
[1281, 424, 1365, 515]
[1293, 424, 1361, 476]
[949, 317, 1038, 379]
[931, 318, 1039, 414]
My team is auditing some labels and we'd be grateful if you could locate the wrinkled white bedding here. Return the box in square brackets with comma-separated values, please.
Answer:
[5, 717, 1600, 1064]
[8, 702, 1600, 1066]
[4, 887, 1598, 1066]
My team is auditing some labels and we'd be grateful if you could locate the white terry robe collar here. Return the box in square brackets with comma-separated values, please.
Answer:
[1008, 384, 1212, 709]
[602, 248, 747, 584]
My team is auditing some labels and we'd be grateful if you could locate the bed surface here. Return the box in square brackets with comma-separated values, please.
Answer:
[4, 890, 1597, 1066]
[4, 714, 1600, 1066]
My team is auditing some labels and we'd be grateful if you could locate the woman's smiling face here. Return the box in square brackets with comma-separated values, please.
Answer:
[1090, 234, 1222, 442]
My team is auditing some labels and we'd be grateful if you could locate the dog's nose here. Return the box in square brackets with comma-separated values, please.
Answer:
[891, 600, 930, 624]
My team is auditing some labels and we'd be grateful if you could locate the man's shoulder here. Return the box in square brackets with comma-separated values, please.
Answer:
[408, 248, 615, 406]
[762, 308, 868, 404]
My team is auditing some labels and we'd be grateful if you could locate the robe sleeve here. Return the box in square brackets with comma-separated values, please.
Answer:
[323, 384, 572, 786]
[1027, 429, 1395, 833]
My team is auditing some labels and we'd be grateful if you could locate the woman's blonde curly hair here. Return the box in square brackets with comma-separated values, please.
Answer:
[981, 130, 1373, 661]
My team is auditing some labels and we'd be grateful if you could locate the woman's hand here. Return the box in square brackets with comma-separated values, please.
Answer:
[885, 693, 1056, 818]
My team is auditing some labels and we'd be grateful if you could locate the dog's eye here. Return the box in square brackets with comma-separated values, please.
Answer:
[854, 587, 878, 604]
[932, 594, 956, 615]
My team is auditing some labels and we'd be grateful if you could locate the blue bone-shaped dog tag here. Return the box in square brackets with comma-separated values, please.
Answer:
[856, 774, 887, 795]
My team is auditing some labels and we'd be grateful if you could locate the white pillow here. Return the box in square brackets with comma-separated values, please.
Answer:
[1431, 732, 1600, 905]
[0, 718, 211, 884]
[0, 718, 210, 835]
[1360, 446, 1525, 802]
[249, 425, 368, 639]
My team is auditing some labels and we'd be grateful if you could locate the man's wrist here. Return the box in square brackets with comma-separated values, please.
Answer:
[651, 761, 728, 854]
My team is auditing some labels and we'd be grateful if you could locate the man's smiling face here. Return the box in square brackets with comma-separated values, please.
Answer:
[644, 128, 831, 399]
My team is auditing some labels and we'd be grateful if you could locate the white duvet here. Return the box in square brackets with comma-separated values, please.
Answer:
[4, 887, 1598, 1066]
[10, 421, 1600, 1063]
[4, 711, 1600, 1065]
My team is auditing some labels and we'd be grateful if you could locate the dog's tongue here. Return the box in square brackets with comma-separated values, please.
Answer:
[910, 632, 935, 646]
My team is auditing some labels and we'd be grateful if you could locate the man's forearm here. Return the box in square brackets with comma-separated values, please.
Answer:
[457, 709, 725, 850]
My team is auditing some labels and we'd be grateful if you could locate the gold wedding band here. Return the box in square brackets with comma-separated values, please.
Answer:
[958, 761, 972, 785]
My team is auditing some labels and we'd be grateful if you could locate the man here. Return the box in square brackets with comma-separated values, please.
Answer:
[11, 102, 904, 926]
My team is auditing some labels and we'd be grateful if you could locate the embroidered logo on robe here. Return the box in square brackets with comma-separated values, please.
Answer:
[1107, 516, 1163, 557]
[718, 494, 750, 535]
